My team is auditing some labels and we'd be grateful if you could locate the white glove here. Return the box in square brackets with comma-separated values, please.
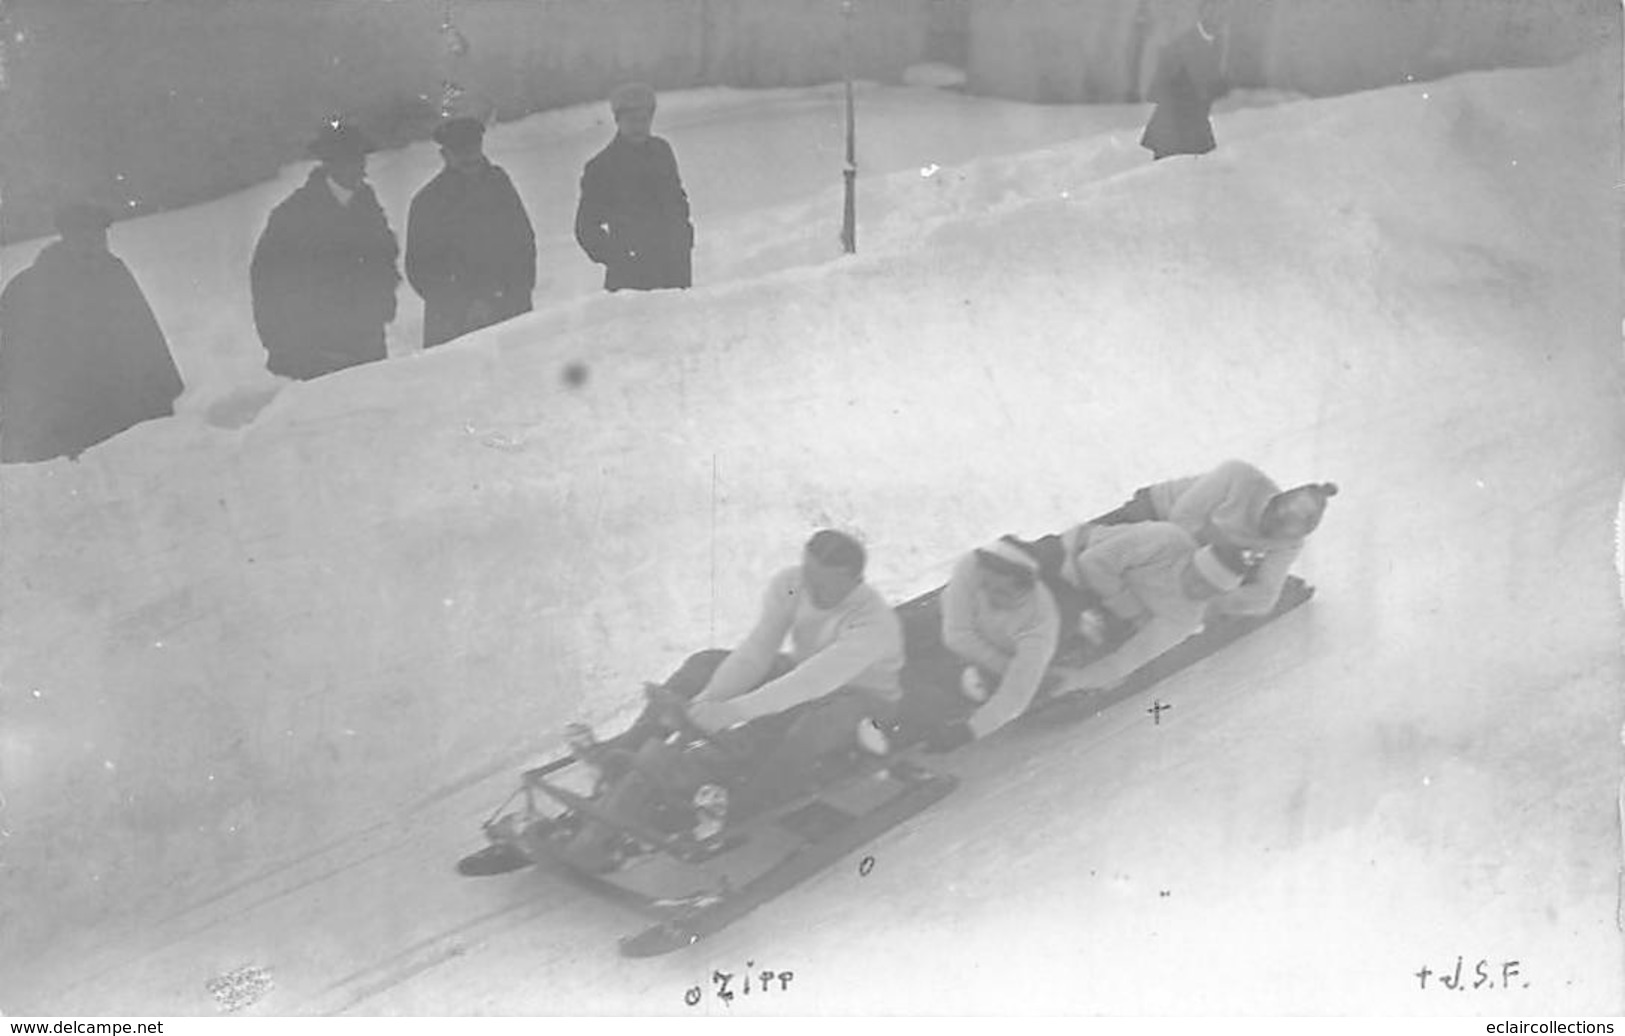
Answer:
[1077, 609, 1108, 646]
[959, 665, 991, 704]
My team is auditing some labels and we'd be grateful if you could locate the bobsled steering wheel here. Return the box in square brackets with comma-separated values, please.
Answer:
[641, 684, 756, 765]
[643, 684, 726, 746]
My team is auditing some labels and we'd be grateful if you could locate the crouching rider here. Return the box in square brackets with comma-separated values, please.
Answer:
[1088, 459, 1338, 617]
[925, 537, 1062, 752]
[1049, 521, 1248, 694]
[562, 528, 903, 870]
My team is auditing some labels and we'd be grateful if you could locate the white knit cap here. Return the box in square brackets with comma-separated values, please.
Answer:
[1190, 545, 1243, 592]
[977, 538, 1039, 573]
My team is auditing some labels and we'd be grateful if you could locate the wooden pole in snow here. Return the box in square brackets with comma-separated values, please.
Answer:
[840, 0, 857, 254]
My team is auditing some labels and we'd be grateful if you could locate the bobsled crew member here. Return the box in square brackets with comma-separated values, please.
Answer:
[681, 529, 904, 736]
[598, 528, 903, 747]
[1090, 459, 1339, 617]
[562, 529, 903, 870]
[929, 538, 1062, 751]
[1050, 521, 1247, 693]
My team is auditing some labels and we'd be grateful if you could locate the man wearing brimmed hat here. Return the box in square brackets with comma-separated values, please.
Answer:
[574, 82, 694, 292]
[923, 537, 1063, 751]
[0, 201, 183, 461]
[251, 121, 402, 381]
[405, 116, 536, 348]
[1049, 521, 1249, 693]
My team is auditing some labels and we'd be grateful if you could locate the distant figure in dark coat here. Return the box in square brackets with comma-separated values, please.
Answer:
[251, 123, 402, 381]
[575, 83, 694, 292]
[0, 204, 183, 462]
[1140, 0, 1231, 161]
[406, 117, 537, 348]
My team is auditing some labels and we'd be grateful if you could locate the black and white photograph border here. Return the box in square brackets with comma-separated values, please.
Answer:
[0, 0, 1620, 1019]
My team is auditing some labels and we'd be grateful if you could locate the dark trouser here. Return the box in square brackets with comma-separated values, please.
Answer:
[569, 652, 895, 863]
[606, 648, 788, 751]
[614, 649, 896, 804]
[658, 687, 892, 813]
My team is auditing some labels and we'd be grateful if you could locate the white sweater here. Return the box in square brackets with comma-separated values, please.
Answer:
[699, 566, 903, 721]
[940, 551, 1061, 737]
[1065, 522, 1211, 688]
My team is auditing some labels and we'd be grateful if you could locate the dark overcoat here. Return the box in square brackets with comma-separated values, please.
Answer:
[1140, 27, 1228, 160]
[575, 134, 693, 292]
[405, 161, 536, 348]
[0, 242, 183, 461]
[251, 170, 401, 381]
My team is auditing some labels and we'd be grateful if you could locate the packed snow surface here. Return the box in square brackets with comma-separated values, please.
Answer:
[1, 56, 1620, 1014]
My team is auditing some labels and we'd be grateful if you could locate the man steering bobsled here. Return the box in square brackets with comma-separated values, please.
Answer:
[546, 528, 905, 872]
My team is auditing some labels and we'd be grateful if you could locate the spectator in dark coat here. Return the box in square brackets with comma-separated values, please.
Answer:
[251, 123, 402, 381]
[405, 117, 537, 348]
[1140, 0, 1231, 161]
[575, 82, 694, 292]
[0, 203, 183, 462]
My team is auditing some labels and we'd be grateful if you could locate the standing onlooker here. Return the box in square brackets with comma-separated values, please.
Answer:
[574, 82, 694, 293]
[405, 117, 536, 348]
[1139, 0, 1231, 161]
[0, 203, 183, 462]
[251, 122, 402, 381]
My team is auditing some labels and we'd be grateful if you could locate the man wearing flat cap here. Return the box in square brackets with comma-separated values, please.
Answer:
[575, 82, 694, 292]
[250, 122, 402, 381]
[0, 202, 184, 462]
[405, 116, 537, 348]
